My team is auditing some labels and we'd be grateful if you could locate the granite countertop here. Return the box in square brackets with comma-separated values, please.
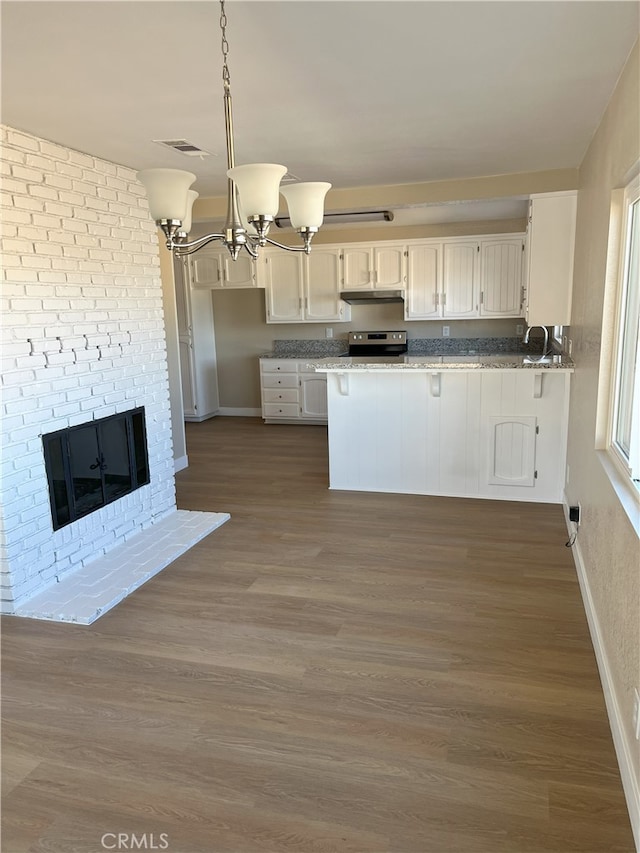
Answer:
[259, 337, 573, 370]
[307, 354, 574, 370]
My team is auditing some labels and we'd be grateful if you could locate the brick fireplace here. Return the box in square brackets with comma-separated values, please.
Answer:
[1, 125, 227, 620]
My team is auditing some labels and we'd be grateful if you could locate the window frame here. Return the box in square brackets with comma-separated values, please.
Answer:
[598, 171, 640, 533]
[607, 174, 639, 485]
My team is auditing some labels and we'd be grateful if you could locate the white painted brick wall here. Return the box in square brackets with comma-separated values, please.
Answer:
[0, 125, 177, 613]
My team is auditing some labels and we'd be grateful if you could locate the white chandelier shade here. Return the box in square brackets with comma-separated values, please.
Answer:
[182, 190, 199, 234]
[227, 163, 287, 221]
[280, 182, 332, 229]
[137, 168, 196, 221]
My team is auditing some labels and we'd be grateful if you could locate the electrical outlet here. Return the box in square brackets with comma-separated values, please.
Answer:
[325, 327, 333, 339]
[442, 326, 450, 337]
[568, 338, 573, 356]
[562, 335, 568, 352]
[516, 324, 524, 336]
[632, 688, 640, 740]
[569, 505, 580, 526]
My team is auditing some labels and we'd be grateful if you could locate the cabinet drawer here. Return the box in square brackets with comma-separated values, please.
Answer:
[263, 402, 300, 418]
[261, 373, 298, 389]
[261, 360, 300, 373]
[263, 388, 299, 404]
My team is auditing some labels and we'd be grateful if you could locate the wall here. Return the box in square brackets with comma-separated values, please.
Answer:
[193, 168, 577, 221]
[565, 40, 639, 810]
[212, 288, 527, 410]
[0, 126, 177, 611]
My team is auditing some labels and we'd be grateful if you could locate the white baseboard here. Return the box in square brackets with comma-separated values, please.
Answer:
[216, 407, 262, 417]
[563, 499, 640, 851]
[174, 454, 188, 473]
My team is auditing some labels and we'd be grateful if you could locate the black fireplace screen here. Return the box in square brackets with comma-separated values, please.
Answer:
[43, 408, 150, 530]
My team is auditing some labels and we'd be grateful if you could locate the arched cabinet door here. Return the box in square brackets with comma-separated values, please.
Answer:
[442, 241, 478, 317]
[487, 415, 537, 486]
[479, 238, 524, 316]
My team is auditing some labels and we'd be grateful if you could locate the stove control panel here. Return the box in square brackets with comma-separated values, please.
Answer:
[349, 330, 407, 345]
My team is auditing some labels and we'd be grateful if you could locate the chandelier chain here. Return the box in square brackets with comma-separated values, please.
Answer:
[220, 0, 231, 92]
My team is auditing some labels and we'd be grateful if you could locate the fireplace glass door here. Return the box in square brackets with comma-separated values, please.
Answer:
[43, 408, 150, 530]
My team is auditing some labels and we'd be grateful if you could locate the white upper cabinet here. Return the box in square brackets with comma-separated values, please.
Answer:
[442, 241, 479, 317]
[374, 244, 405, 288]
[342, 244, 405, 289]
[525, 191, 577, 326]
[405, 234, 525, 320]
[342, 247, 372, 289]
[220, 251, 257, 288]
[261, 247, 350, 323]
[405, 243, 441, 320]
[263, 252, 305, 323]
[186, 246, 257, 289]
[188, 252, 222, 288]
[479, 237, 524, 317]
[306, 248, 347, 322]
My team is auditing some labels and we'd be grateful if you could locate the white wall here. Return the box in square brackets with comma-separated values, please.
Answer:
[0, 126, 177, 611]
[565, 40, 639, 832]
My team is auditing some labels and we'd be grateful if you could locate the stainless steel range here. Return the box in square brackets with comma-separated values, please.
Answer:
[345, 330, 408, 358]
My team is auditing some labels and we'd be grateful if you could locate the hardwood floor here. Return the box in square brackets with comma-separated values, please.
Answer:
[2, 416, 634, 852]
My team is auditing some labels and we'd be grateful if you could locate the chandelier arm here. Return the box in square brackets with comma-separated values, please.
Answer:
[243, 242, 259, 260]
[262, 237, 308, 253]
[172, 233, 226, 256]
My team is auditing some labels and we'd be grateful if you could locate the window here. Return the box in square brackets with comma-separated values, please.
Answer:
[553, 325, 564, 346]
[609, 173, 639, 490]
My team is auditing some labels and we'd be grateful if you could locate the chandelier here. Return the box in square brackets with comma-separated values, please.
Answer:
[137, 0, 331, 259]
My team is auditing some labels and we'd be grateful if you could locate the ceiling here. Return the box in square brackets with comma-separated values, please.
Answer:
[2, 1, 638, 223]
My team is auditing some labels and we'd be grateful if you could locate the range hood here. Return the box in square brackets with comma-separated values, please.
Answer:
[340, 289, 404, 304]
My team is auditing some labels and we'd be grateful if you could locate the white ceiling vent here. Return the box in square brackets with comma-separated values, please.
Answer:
[153, 139, 214, 157]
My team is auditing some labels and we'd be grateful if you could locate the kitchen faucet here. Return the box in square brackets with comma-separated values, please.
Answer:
[523, 324, 549, 356]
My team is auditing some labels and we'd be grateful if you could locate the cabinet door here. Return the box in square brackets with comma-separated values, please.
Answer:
[342, 247, 373, 289]
[405, 243, 441, 319]
[175, 260, 192, 337]
[264, 253, 304, 323]
[526, 192, 577, 326]
[374, 244, 405, 288]
[305, 249, 347, 322]
[299, 373, 328, 419]
[188, 252, 222, 288]
[221, 252, 257, 288]
[442, 241, 478, 317]
[178, 338, 197, 417]
[480, 238, 524, 317]
[487, 416, 537, 486]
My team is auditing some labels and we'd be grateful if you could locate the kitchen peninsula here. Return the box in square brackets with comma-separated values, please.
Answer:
[311, 355, 573, 504]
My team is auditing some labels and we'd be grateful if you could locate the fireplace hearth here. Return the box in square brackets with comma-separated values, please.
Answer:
[43, 408, 150, 530]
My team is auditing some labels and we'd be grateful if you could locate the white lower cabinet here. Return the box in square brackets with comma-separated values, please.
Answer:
[299, 373, 328, 419]
[260, 359, 328, 423]
[325, 369, 570, 503]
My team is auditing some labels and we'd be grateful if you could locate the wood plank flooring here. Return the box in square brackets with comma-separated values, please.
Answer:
[1, 416, 634, 852]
